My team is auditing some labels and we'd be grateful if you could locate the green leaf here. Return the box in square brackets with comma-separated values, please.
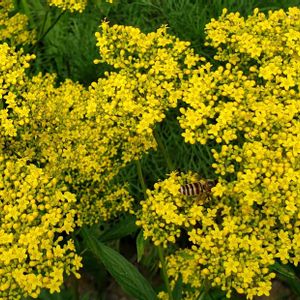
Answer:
[208, 288, 227, 300]
[172, 274, 182, 300]
[136, 230, 145, 262]
[197, 292, 206, 300]
[81, 227, 157, 300]
[270, 261, 296, 279]
[37, 288, 73, 300]
[198, 291, 213, 300]
[99, 215, 138, 242]
[270, 261, 300, 296]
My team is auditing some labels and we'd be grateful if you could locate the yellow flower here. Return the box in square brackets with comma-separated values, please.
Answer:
[0, 0, 36, 45]
[47, 0, 88, 12]
[141, 7, 300, 299]
[0, 157, 81, 299]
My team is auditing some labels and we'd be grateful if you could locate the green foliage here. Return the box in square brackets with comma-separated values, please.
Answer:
[98, 215, 138, 242]
[136, 230, 145, 263]
[271, 262, 300, 296]
[172, 275, 183, 300]
[81, 227, 158, 300]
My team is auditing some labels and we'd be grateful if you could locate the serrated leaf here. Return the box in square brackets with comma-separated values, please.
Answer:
[99, 215, 138, 242]
[81, 228, 157, 300]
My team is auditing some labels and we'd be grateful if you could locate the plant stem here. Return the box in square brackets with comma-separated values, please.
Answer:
[30, 10, 66, 51]
[158, 246, 173, 300]
[38, 10, 50, 41]
[20, 0, 31, 21]
[39, 10, 65, 42]
[135, 160, 147, 199]
[153, 129, 175, 172]
[135, 160, 173, 298]
[72, 276, 80, 300]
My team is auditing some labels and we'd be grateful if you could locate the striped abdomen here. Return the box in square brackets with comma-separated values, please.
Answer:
[179, 180, 216, 196]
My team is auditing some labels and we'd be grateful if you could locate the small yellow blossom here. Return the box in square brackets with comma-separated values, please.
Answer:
[0, 0, 36, 45]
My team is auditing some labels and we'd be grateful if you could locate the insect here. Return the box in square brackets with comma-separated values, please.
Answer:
[179, 179, 217, 199]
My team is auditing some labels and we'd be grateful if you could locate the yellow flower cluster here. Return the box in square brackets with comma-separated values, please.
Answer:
[180, 7, 300, 146]
[47, 0, 113, 12]
[75, 22, 201, 222]
[137, 172, 201, 248]
[0, 156, 82, 299]
[206, 7, 300, 66]
[94, 22, 201, 143]
[47, 0, 88, 12]
[0, 45, 83, 298]
[139, 7, 300, 299]
[138, 173, 278, 299]
[0, 43, 35, 137]
[0, 0, 35, 45]
[0, 42, 134, 297]
[3, 68, 134, 224]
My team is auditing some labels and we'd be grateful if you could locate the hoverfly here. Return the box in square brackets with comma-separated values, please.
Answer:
[179, 179, 217, 200]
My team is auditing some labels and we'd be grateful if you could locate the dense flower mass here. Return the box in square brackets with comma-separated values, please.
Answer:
[180, 7, 300, 146]
[47, 0, 113, 12]
[0, 21, 201, 297]
[0, 43, 35, 137]
[2, 2, 300, 299]
[136, 172, 203, 247]
[3, 66, 133, 225]
[0, 0, 35, 45]
[94, 22, 201, 159]
[0, 156, 82, 299]
[138, 7, 300, 299]
[0, 44, 83, 299]
[0, 42, 133, 297]
[47, 0, 88, 12]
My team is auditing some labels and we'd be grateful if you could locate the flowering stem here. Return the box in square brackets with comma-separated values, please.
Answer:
[135, 160, 173, 298]
[135, 160, 147, 199]
[70, 277, 79, 300]
[158, 246, 173, 300]
[153, 129, 175, 172]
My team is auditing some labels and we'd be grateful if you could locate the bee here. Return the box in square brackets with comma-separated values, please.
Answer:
[179, 179, 217, 199]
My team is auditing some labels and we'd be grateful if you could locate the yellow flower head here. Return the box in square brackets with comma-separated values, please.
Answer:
[0, 156, 82, 299]
[0, 0, 36, 45]
[47, 0, 114, 12]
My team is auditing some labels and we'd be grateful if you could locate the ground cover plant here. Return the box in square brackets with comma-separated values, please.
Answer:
[1, 0, 300, 299]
